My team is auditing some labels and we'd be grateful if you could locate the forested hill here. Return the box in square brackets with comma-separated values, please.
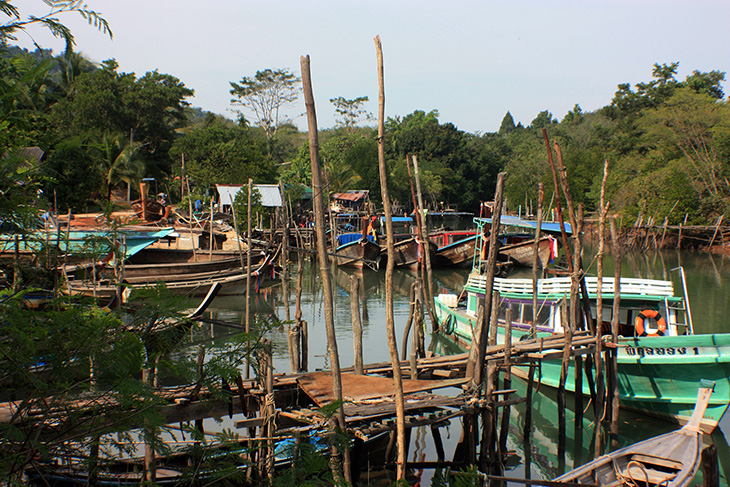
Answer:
[1, 45, 728, 227]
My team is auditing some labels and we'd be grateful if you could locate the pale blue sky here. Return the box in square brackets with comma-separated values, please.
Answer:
[15, 0, 730, 133]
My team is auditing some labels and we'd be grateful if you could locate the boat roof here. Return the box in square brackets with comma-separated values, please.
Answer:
[475, 215, 572, 234]
[466, 274, 679, 300]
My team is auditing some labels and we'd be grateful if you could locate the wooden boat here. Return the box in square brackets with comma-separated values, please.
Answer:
[431, 231, 478, 267]
[123, 248, 268, 279]
[498, 235, 554, 267]
[381, 237, 438, 268]
[550, 381, 714, 486]
[64, 254, 275, 302]
[329, 233, 380, 270]
[433, 218, 730, 431]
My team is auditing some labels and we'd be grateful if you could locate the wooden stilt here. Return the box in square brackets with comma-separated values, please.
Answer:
[401, 282, 417, 361]
[558, 300, 571, 473]
[467, 172, 506, 385]
[373, 36, 406, 482]
[702, 444, 720, 487]
[498, 308, 512, 456]
[609, 217, 622, 447]
[301, 54, 349, 484]
[351, 275, 364, 375]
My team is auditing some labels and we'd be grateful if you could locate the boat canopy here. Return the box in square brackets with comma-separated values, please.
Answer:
[475, 215, 572, 234]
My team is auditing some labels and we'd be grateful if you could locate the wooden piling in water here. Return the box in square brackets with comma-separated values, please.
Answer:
[374, 35, 407, 481]
[531, 183, 544, 335]
[498, 308, 512, 456]
[350, 275, 364, 375]
[301, 53, 349, 483]
[702, 444, 720, 487]
[558, 300, 571, 472]
[609, 216, 622, 446]
[468, 171, 506, 385]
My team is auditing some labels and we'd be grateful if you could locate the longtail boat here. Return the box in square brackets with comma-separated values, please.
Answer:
[330, 233, 380, 270]
[550, 381, 714, 486]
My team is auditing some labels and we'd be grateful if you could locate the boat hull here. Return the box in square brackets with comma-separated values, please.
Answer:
[434, 235, 478, 267]
[331, 238, 380, 270]
[383, 237, 438, 268]
[498, 235, 553, 267]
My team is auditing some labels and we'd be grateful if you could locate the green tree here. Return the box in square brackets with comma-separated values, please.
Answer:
[229, 68, 301, 141]
[639, 87, 730, 199]
[330, 96, 373, 134]
[169, 116, 274, 188]
[498, 111, 516, 136]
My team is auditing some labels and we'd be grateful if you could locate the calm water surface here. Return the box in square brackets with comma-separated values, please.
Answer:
[189, 247, 730, 484]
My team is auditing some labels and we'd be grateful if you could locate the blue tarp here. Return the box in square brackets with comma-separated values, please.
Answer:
[337, 233, 375, 247]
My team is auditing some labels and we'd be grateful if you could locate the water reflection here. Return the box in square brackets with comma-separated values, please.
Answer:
[176, 248, 730, 484]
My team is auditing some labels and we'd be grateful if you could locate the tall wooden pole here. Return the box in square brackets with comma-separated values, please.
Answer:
[245, 178, 253, 379]
[374, 36, 407, 481]
[609, 216, 622, 446]
[412, 154, 438, 328]
[300, 54, 349, 484]
[531, 183, 544, 335]
[594, 159, 610, 456]
[467, 172, 506, 385]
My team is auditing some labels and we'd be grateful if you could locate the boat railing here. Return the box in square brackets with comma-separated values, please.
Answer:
[670, 266, 694, 335]
[467, 274, 675, 297]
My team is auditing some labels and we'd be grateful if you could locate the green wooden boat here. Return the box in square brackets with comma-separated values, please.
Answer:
[434, 219, 730, 431]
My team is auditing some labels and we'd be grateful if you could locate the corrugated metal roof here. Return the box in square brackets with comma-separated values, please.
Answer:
[215, 184, 282, 207]
[332, 190, 369, 202]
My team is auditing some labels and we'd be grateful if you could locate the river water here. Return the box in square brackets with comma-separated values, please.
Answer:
[189, 247, 730, 484]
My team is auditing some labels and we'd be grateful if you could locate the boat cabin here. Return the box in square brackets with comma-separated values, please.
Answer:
[460, 274, 692, 338]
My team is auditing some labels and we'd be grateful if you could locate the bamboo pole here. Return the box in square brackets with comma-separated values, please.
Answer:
[300, 54, 349, 483]
[374, 36, 407, 481]
[467, 172, 506, 385]
[412, 154, 438, 329]
[531, 183, 544, 336]
[350, 275, 364, 375]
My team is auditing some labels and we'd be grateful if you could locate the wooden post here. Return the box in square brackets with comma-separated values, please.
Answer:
[412, 154, 438, 329]
[209, 198, 214, 258]
[558, 299, 571, 473]
[301, 53, 349, 483]
[678, 213, 688, 249]
[609, 216, 622, 447]
[245, 178, 253, 379]
[702, 444, 720, 487]
[401, 281, 417, 361]
[350, 275, 364, 375]
[531, 183, 544, 335]
[185, 177, 197, 260]
[594, 160, 610, 456]
[467, 172, 506, 385]
[373, 36, 407, 481]
[293, 253, 304, 372]
[710, 214, 724, 248]
[279, 181, 296, 373]
[498, 308, 513, 456]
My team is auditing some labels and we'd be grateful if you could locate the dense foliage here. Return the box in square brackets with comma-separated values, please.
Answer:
[0, 30, 727, 224]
